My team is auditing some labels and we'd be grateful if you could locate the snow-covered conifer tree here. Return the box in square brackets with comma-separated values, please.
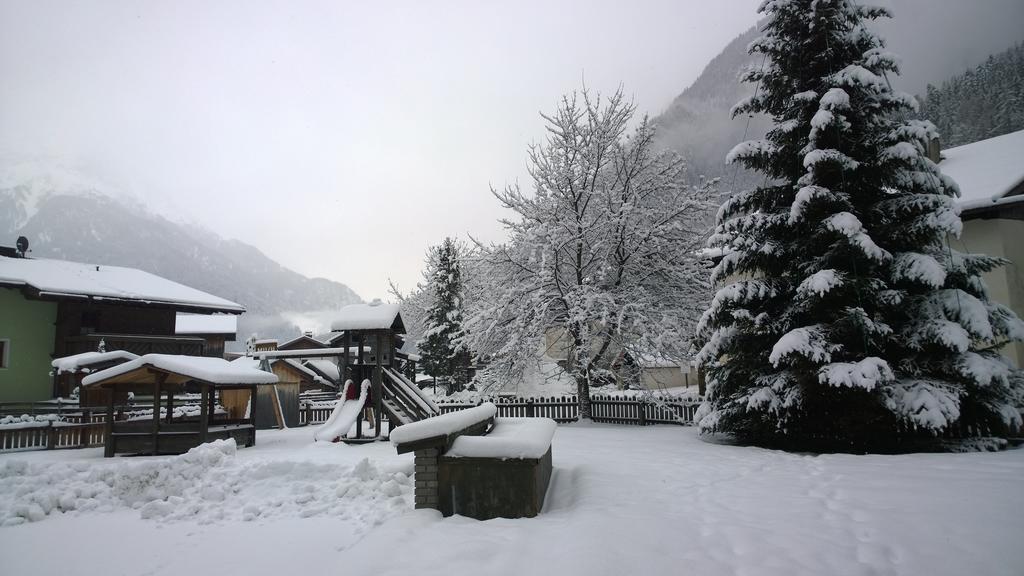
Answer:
[696, 0, 1024, 447]
[469, 86, 714, 416]
[419, 237, 471, 392]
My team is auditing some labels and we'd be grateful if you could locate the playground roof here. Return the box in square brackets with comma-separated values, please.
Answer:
[82, 354, 279, 387]
[330, 302, 405, 333]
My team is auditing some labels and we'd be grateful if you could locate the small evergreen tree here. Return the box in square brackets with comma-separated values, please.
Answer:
[697, 0, 1024, 448]
[419, 238, 470, 393]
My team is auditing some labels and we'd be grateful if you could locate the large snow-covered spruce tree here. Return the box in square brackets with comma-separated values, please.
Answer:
[696, 0, 1024, 447]
[419, 237, 471, 392]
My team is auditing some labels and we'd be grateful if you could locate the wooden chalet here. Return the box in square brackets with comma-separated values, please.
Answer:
[0, 249, 244, 403]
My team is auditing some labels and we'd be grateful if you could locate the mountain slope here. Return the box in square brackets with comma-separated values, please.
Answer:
[0, 172, 361, 347]
[654, 0, 1024, 188]
[918, 43, 1024, 148]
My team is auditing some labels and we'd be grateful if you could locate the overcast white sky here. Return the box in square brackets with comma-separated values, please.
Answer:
[1, 0, 763, 299]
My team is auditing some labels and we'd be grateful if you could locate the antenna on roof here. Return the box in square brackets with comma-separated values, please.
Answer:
[15, 236, 28, 257]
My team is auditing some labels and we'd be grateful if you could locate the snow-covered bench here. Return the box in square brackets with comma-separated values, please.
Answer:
[391, 403, 556, 519]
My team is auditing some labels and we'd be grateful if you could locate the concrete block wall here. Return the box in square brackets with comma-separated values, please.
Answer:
[413, 447, 439, 509]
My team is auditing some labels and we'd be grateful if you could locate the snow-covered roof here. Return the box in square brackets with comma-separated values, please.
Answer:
[175, 313, 238, 335]
[940, 129, 1024, 212]
[330, 302, 404, 333]
[0, 257, 244, 313]
[83, 354, 278, 386]
[51, 350, 140, 374]
[278, 334, 327, 349]
[304, 359, 340, 382]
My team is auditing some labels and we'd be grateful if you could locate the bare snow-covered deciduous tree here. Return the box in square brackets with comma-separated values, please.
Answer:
[696, 0, 1024, 448]
[467, 86, 715, 418]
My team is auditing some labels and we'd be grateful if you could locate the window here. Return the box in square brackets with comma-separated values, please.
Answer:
[0, 339, 8, 369]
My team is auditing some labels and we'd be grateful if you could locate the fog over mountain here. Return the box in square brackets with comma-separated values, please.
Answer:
[0, 162, 361, 347]
[654, 0, 1024, 190]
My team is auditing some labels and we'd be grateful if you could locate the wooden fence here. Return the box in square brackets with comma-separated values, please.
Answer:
[298, 395, 701, 427]
[0, 420, 107, 452]
[435, 395, 702, 426]
[2, 394, 701, 451]
[0, 399, 222, 453]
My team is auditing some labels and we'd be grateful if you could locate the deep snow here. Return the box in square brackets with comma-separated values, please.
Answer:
[1, 425, 1023, 576]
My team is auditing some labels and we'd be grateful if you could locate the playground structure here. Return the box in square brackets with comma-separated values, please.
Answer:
[255, 302, 439, 442]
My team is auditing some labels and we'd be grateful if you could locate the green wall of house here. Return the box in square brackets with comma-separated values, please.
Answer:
[0, 288, 57, 402]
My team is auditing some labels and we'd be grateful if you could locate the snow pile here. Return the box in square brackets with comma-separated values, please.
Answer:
[446, 418, 556, 460]
[0, 414, 63, 429]
[818, 358, 894, 391]
[0, 438, 412, 527]
[390, 403, 496, 446]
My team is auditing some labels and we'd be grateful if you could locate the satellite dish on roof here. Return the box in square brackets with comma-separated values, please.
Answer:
[15, 236, 29, 257]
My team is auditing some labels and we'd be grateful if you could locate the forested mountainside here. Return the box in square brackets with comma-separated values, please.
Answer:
[918, 43, 1024, 148]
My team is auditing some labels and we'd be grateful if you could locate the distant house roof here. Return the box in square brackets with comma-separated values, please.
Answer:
[0, 256, 244, 314]
[304, 359, 341, 382]
[941, 129, 1024, 213]
[82, 354, 278, 387]
[278, 334, 328, 350]
[175, 313, 238, 335]
[330, 302, 405, 333]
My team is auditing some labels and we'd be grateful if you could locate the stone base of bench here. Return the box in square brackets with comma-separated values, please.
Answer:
[435, 447, 553, 520]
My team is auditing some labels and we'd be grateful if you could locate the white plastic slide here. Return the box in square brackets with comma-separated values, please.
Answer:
[314, 379, 370, 442]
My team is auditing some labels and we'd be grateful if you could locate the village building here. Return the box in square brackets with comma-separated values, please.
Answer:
[0, 247, 244, 402]
[939, 129, 1024, 365]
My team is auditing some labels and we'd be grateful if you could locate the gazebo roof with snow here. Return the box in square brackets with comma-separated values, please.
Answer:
[940, 129, 1024, 214]
[330, 302, 405, 334]
[51, 350, 140, 375]
[82, 353, 279, 388]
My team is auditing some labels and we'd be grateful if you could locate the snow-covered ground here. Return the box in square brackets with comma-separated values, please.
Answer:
[2, 425, 1023, 576]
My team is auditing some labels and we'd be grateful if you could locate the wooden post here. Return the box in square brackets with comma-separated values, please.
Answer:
[80, 409, 92, 448]
[527, 398, 535, 418]
[104, 389, 115, 457]
[165, 391, 174, 424]
[208, 386, 216, 426]
[46, 421, 56, 450]
[374, 332, 384, 435]
[199, 383, 210, 443]
[152, 373, 167, 455]
[340, 332, 351, 385]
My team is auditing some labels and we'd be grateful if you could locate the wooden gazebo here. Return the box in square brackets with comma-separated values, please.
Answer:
[81, 354, 279, 457]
